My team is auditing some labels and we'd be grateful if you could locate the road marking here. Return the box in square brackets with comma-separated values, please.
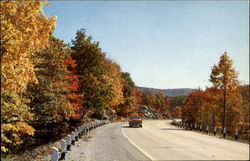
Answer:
[121, 125, 157, 161]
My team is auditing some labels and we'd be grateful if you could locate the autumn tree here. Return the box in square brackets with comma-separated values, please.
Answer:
[103, 59, 124, 109]
[65, 56, 83, 120]
[172, 106, 182, 118]
[182, 90, 205, 124]
[135, 89, 143, 105]
[169, 95, 186, 114]
[0, 0, 55, 152]
[142, 92, 156, 108]
[209, 52, 242, 131]
[26, 36, 74, 134]
[239, 85, 250, 139]
[116, 72, 137, 116]
[71, 29, 114, 118]
[154, 93, 165, 111]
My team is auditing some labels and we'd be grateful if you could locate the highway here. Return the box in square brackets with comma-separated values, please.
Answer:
[64, 120, 249, 160]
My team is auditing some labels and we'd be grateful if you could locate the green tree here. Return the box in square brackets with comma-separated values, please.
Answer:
[27, 36, 74, 124]
[71, 29, 110, 118]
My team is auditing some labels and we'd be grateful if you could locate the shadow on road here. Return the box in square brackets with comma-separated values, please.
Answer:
[122, 125, 130, 128]
[160, 128, 189, 131]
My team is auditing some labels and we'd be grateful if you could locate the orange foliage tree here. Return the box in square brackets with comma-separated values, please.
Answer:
[209, 52, 242, 131]
[65, 56, 83, 120]
[182, 90, 206, 124]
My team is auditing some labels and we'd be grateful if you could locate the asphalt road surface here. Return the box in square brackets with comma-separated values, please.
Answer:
[64, 120, 249, 160]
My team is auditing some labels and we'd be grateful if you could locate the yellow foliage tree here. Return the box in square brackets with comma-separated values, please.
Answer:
[103, 59, 124, 108]
[0, 0, 55, 152]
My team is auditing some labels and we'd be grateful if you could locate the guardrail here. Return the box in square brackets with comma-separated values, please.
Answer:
[51, 120, 107, 161]
[171, 120, 240, 141]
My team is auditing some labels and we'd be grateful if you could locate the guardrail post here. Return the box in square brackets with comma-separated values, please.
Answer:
[60, 139, 66, 160]
[235, 129, 239, 140]
[223, 127, 226, 138]
[190, 123, 192, 129]
[52, 147, 59, 161]
[214, 127, 217, 136]
[78, 126, 82, 138]
[200, 125, 202, 132]
[194, 124, 197, 130]
[206, 125, 209, 134]
[66, 135, 71, 151]
[71, 132, 75, 145]
[81, 126, 84, 135]
[84, 126, 86, 134]
[86, 126, 89, 135]
[75, 129, 78, 141]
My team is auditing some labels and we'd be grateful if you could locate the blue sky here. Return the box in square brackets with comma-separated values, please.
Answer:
[44, 1, 249, 89]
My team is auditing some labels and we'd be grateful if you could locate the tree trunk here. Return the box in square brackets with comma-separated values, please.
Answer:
[222, 87, 227, 131]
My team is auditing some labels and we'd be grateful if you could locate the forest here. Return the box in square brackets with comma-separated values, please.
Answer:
[1, 0, 249, 156]
[1, 1, 138, 154]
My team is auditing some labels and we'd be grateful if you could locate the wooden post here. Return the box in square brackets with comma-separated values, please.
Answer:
[78, 127, 82, 137]
[66, 135, 71, 151]
[71, 132, 75, 145]
[214, 127, 217, 136]
[75, 129, 78, 141]
[51, 147, 59, 161]
[223, 127, 226, 138]
[84, 126, 87, 134]
[235, 129, 239, 140]
[60, 139, 66, 160]
[81, 126, 84, 135]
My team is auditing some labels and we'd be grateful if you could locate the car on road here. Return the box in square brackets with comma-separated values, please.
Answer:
[129, 116, 142, 128]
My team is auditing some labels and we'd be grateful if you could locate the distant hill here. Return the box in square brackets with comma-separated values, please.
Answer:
[136, 86, 196, 97]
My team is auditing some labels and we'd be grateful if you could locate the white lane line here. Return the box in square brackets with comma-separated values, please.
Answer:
[121, 125, 157, 161]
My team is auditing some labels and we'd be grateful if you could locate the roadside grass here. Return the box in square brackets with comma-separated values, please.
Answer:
[82, 134, 92, 141]
[1, 140, 61, 161]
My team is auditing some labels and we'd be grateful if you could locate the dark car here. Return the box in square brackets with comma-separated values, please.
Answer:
[129, 116, 142, 128]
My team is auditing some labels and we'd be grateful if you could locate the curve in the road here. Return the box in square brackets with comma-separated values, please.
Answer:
[122, 120, 249, 160]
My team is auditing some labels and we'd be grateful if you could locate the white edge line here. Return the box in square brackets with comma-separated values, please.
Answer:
[121, 125, 157, 161]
